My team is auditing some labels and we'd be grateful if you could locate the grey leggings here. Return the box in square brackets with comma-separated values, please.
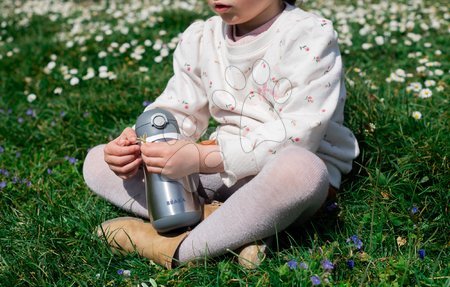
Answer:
[83, 144, 329, 262]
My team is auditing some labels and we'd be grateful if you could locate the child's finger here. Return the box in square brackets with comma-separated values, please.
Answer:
[105, 153, 140, 167]
[110, 157, 142, 178]
[105, 142, 140, 157]
[122, 127, 137, 142]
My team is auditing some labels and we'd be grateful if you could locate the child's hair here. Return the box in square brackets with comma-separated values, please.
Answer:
[285, 0, 297, 5]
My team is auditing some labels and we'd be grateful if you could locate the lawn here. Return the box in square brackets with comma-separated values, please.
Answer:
[0, 0, 448, 286]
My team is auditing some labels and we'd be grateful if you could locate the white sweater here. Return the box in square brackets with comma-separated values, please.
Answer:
[146, 4, 360, 188]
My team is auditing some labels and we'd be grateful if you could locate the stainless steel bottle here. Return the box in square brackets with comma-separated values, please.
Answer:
[135, 108, 202, 233]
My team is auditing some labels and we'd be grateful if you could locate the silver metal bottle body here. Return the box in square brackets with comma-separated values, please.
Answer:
[135, 108, 202, 233]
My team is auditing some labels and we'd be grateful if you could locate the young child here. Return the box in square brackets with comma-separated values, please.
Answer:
[83, 0, 359, 269]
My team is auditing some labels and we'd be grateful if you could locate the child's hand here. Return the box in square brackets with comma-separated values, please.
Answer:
[104, 127, 142, 180]
[140, 140, 201, 180]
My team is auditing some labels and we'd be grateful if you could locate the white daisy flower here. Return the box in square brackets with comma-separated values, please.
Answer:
[70, 77, 80, 86]
[139, 66, 149, 72]
[362, 43, 373, 50]
[27, 93, 37, 103]
[154, 55, 163, 63]
[99, 71, 109, 79]
[107, 72, 117, 80]
[416, 66, 426, 73]
[424, 80, 436, 87]
[418, 88, 432, 99]
[46, 61, 56, 70]
[82, 68, 95, 80]
[408, 82, 422, 92]
[95, 35, 104, 42]
[375, 36, 384, 45]
[144, 39, 153, 47]
[412, 111, 422, 120]
[53, 87, 63, 94]
[395, 69, 406, 77]
[160, 48, 169, 57]
[434, 69, 443, 76]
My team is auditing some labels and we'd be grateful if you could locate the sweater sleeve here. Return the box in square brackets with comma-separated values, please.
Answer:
[217, 18, 345, 186]
[145, 21, 210, 141]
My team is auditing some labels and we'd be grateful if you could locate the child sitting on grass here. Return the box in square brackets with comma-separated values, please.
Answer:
[83, 0, 359, 269]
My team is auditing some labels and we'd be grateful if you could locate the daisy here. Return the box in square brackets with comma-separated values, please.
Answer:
[408, 82, 422, 92]
[412, 111, 422, 120]
[375, 36, 384, 45]
[139, 66, 149, 73]
[418, 88, 432, 99]
[53, 87, 63, 94]
[154, 56, 163, 63]
[70, 77, 80, 86]
[27, 93, 37, 103]
[424, 80, 436, 87]
[434, 69, 443, 76]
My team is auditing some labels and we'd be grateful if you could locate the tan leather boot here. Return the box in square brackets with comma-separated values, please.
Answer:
[237, 243, 268, 269]
[98, 201, 270, 269]
[236, 236, 273, 269]
[97, 202, 222, 269]
[97, 216, 188, 269]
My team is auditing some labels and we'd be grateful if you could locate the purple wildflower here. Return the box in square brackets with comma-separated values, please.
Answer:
[321, 259, 334, 271]
[60, 111, 66, 117]
[418, 249, 425, 260]
[16, 152, 21, 158]
[347, 235, 363, 250]
[287, 259, 298, 270]
[310, 275, 321, 285]
[26, 108, 35, 117]
[0, 181, 6, 189]
[0, 169, 9, 176]
[0, 146, 4, 153]
[347, 259, 355, 269]
[65, 156, 78, 164]
[117, 269, 131, 276]
[325, 201, 338, 212]
[47, 168, 53, 174]
[299, 262, 308, 269]
[411, 206, 419, 215]
[142, 100, 153, 107]
[18, 117, 24, 123]
[12, 177, 19, 184]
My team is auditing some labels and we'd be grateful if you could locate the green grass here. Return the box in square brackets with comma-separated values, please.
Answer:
[0, 0, 448, 286]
